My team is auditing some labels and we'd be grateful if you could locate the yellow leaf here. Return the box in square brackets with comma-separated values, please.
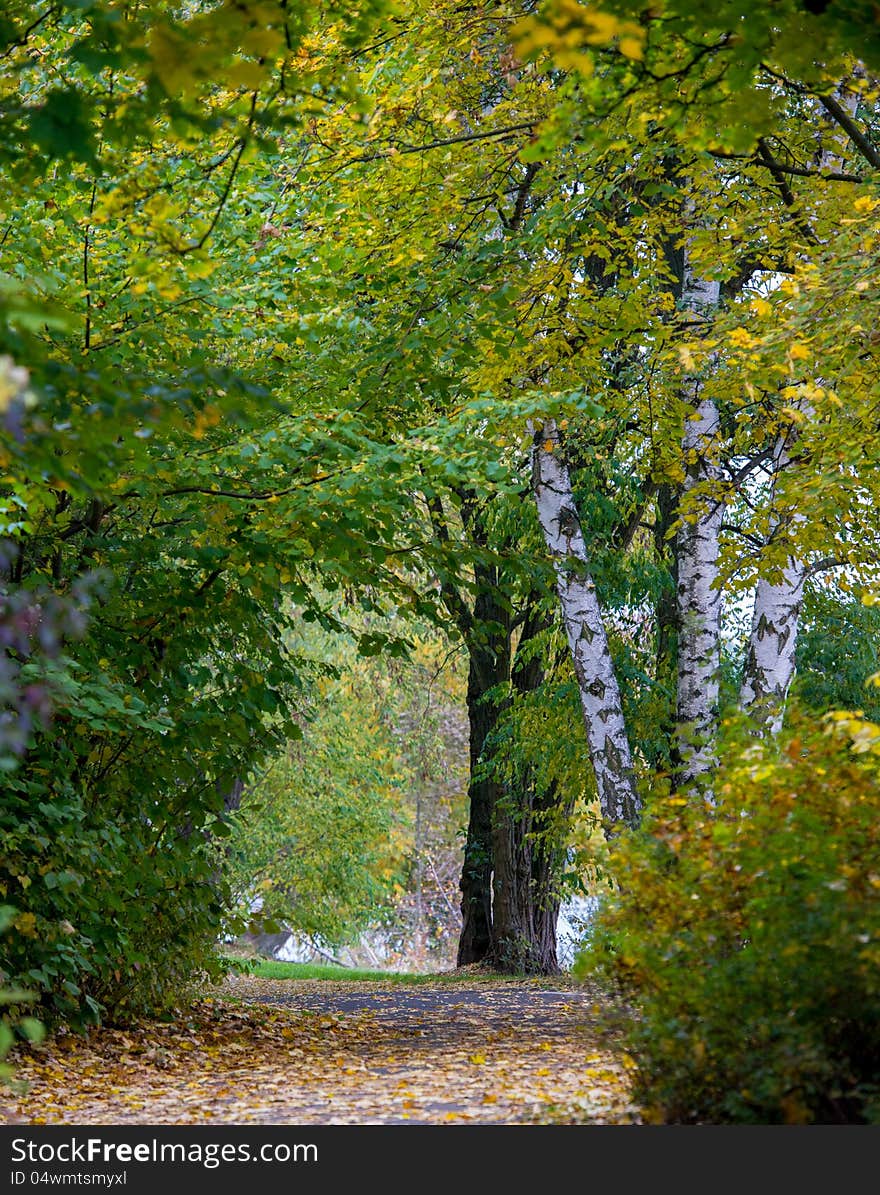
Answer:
[728, 327, 757, 348]
[853, 195, 878, 213]
[581, 11, 622, 46]
[618, 35, 643, 60]
[15, 911, 38, 937]
[148, 25, 199, 98]
[780, 405, 808, 424]
[542, 440, 555, 452]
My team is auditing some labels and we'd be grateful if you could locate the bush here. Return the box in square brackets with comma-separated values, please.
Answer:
[0, 533, 299, 1028]
[0, 905, 44, 1081]
[0, 775, 231, 1028]
[581, 715, 880, 1124]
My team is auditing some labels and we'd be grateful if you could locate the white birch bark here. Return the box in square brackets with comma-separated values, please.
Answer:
[675, 262, 723, 786]
[739, 86, 858, 733]
[530, 419, 641, 828]
[739, 427, 805, 732]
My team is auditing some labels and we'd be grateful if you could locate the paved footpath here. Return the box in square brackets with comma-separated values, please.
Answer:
[4, 978, 640, 1125]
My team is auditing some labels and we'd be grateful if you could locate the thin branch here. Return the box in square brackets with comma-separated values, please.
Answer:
[612, 481, 658, 553]
[726, 445, 778, 490]
[720, 522, 767, 547]
[180, 92, 259, 256]
[161, 477, 331, 500]
[820, 91, 880, 171]
[0, 5, 55, 60]
[88, 294, 221, 352]
[711, 147, 863, 183]
[196, 567, 224, 595]
[805, 556, 843, 577]
[753, 137, 821, 245]
[350, 120, 538, 163]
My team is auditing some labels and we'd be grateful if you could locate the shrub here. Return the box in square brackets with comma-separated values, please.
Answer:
[0, 775, 231, 1028]
[581, 714, 880, 1124]
[0, 905, 44, 1081]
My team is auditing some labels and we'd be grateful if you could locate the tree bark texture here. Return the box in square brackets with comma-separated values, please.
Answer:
[456, 556, 511, 966]
[674, 258, 723, 787]
[489, 604, 566, 974]
[739, 425, 806, 732]
[739, 86, 859, 734]
[530, 419, 641, 828]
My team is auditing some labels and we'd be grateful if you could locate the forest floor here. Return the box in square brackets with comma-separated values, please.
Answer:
[2, 972, 642, 1125]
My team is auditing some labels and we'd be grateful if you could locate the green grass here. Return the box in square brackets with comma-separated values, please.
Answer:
[247, 961, 470, 983]
[233, 959, 578, 985]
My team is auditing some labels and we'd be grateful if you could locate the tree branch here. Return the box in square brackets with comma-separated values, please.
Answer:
[711, 147, 863, 183]
[350, 120, 538, 163]
[819, 92, 880, 171]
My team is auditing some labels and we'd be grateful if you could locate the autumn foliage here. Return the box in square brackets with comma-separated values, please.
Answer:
[583, 715, 880, 1124]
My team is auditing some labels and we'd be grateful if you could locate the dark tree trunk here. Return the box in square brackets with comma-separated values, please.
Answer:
[456, 549, 511, 964]
[445, 494, 568, 973]
[489, 769, 563, 974]
[221, 775, 244, 815]
[457, 645, 505, 965]
[489, 603, 567, 976]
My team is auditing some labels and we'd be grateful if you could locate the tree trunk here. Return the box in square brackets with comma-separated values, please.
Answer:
[490, 772, 562, 974]
[457, 646, 506, 964]
[489, 603, 565, 974]
[674, 255, 723, 788]
[654, 484, 680, 679]
[739, 425, 806, 732]
[530, 419, 641, 828]
[653, 482, 680, 773]
[739, 87, 857, 735]
[456, 566, 510, 966]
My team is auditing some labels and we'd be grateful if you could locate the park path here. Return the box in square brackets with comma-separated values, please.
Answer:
[2, 975, 640, 1125]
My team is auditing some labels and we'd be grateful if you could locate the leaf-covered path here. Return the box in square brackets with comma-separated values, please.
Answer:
[4, 976, 641, 1125]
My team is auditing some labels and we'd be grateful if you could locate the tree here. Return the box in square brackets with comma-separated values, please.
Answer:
[257, 0, 880, 965]
[0, 0, 446, 1020]
[6, 0, 880, 1018]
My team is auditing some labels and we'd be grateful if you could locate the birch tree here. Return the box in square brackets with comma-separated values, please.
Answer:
[673, 251, 724, 784]
[530, 419, 641, 827]
[738, 427, 807, 731]
[739, 86, 862, 731]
